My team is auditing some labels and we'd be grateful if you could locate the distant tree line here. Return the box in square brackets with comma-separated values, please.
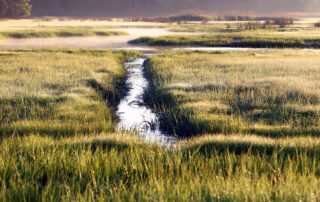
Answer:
[0, 0, 31, 18]
[141, 15, 298, 24]
[0, 0, 319, 18]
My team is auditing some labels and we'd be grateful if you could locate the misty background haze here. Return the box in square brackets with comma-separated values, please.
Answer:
[30, 0, 320, 17]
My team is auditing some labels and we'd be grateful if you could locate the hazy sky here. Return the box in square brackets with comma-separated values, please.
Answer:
[30, 0, 320, 17]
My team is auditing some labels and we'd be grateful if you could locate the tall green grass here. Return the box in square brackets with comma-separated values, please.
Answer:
[1, 134, 320, 201]
[0, 49, 141, 138]
[144, 50, 320, 137]
[1, 49, 320, 200]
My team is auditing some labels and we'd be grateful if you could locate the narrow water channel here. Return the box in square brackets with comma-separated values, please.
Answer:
[116, 58, 176, 145]
[116, 47, 315, 145]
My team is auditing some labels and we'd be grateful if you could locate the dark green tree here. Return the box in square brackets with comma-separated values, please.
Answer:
[0, 0, 8, 17]
[0, 0, 31, 18]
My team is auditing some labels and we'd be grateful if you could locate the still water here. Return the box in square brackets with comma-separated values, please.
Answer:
[116, 58, 176, 145]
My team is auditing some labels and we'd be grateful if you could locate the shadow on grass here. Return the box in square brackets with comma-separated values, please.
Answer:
[0, 124, 115, 139]
[86, 77, 128, 110]
[0, 76, 127, 139]
[0, 97, 66, 124]
[130, 36, 320, 49]
[64, 138, 133, 153]
[143, 59, 219, 138]
[183, 140, 320, 159]
[246, 107, 320, 127]
[245, 127, 320, 138]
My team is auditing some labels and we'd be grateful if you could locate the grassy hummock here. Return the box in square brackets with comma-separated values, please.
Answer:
[130, 29, 320, 48]
[0, 49, 140, 138]
[0, 29, 127, 39]
[144, 50, 320, 138]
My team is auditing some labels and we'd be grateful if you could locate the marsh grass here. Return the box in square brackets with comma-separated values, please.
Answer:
[0, 29, 126, 39]
[130, 28, 320, 48]
[145, 50, 320, 138]
[1, 48, 320, 201]
[0, 49, 141, 138]
[1, 134, 320, 201]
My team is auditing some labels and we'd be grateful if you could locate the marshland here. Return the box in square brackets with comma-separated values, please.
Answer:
[1, 4, 320, 200]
